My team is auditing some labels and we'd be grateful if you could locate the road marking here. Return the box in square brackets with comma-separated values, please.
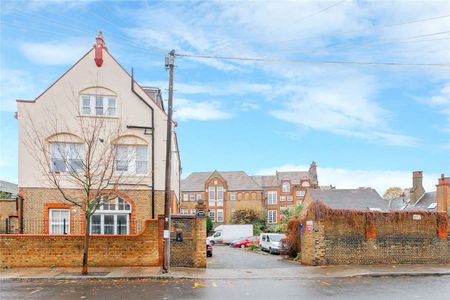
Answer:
[30, 288, 43, 294]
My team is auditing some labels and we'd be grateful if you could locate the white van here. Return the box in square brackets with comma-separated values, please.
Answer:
[259, 233, 285, 254]
[207, 224, 253, 245]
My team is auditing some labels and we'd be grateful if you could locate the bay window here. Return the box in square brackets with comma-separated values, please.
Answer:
[90, 197, 131, 235]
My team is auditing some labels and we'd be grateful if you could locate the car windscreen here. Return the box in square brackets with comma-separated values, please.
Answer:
[268, 235, 284, 242]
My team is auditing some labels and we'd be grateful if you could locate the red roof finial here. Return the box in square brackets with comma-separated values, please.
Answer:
[93, 31, 107, 67]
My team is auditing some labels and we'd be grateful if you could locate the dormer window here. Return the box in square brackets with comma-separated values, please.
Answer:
[80, 94, 117, 117]
[301, 181, 310, 187]
[282, 182, 290, 193]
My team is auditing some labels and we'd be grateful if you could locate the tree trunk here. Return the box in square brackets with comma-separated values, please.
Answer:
[82, 215, 90, 275]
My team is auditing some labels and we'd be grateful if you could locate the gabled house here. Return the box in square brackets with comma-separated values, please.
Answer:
[180, 161, 321, 225]
[15, 32, 181, 234]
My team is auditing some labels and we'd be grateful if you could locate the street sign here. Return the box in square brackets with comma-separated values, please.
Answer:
[196, 209, 206, 218]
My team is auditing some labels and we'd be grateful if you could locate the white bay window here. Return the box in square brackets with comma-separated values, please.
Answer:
[91, 198, 131, 235]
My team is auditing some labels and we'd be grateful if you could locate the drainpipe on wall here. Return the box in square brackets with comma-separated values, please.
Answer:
[131, 68, 156, 219]
[17, 195, 24, 234]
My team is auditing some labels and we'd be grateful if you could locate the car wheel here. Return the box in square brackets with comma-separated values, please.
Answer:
[210, 241, 215, 246]
[240, 244, 245, 249]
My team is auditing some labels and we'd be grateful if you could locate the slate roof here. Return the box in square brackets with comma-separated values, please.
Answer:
[309, 188, 388, 211]
[386, 192, 437, 211]
[181, 171, 261, 192]
[251, 171, 315, 188]
[0, 180, 18, 197]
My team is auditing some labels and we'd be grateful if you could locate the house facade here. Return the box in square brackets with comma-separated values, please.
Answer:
[180, 161, 319, 226]
[15, 33, 181, 235]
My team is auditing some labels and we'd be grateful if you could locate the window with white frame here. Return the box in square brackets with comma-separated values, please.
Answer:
[217, 187, 224, 206]
[115, 145, 148, 175]
[209, 209, 215, 221]
[208, 187, 215, 201]
[180, 209, 188, 214]
[230, 192, 236, 201]
[190, 209, 196, 215]
[183, 194, 188, 202]
[49, 209, 70, 234]
[189, 193, 195, 201]
[217, 187, 224, 201]
[282, 182, 290, 193]
[280, 196, 286, 202]
[50, 143, 84, 173]
[267, 210, 277, 224]
[296, 191, 306, 197]
[196, 193, 202, 201]
[287, 196, 293, 202]
[80, 94, 117, 117]
[267, 191, 277, 205]
[91, 197, 131, 235]
[217, 209, 224, 222]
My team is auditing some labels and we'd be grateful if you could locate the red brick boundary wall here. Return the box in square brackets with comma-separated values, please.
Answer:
[292, 201, 450, 266]
[0, 220, 162, 268]
[0, 215, 206, 268]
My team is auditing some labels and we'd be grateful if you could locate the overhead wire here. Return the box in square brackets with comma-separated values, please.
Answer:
[175, 53, 450, 67]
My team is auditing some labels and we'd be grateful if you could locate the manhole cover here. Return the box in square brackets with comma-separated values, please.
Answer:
[57, 272, 110, 276]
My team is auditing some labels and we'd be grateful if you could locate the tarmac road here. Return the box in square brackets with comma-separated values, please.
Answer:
[2, 276, 450, 299]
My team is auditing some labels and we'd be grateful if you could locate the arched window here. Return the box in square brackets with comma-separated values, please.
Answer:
[91, 197, 131, 235]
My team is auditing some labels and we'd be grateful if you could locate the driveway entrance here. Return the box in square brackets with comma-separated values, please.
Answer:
[207, 245, 297, 269]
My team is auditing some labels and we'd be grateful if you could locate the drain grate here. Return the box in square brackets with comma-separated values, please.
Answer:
[57, 272, 110, 276]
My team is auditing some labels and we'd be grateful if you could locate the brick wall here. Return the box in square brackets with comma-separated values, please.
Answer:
[167, 214, 206, 268]
[0, 220, 162, 268]
[297, 201, 450, 266]
[1, 214, 207, 268]
[0, 199, 17, 218]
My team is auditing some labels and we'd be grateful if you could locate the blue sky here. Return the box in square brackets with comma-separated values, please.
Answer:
[0, 0, 449, 193]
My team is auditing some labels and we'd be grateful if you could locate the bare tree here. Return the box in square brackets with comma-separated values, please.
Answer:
[22, 101, 144, 274]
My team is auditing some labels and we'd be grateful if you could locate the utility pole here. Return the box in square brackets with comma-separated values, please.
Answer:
[162, 49, 175, 273]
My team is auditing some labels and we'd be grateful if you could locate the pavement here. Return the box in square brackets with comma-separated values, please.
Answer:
[1, 246, 450, 281]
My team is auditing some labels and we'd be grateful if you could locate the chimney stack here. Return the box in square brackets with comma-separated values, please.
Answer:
[436, 174, 450, 213]
[410, 171, 425, 204]
[309, 161, 318, 187]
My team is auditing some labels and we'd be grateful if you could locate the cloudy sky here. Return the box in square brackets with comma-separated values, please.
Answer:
[0, 0, 449, 194]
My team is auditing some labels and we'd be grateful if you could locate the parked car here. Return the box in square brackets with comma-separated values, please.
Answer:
[206, 240, 213, 257]
[229, 237, 246, 247]
[234, 236, 260, 248]
[259, 233, 286, 254]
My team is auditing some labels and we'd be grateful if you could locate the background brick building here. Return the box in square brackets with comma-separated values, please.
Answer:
[180, 161, 320, 226]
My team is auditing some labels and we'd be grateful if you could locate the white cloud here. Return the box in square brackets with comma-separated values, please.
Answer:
[241, 102, 259, 110]
[0, 69, 38, 112]
[256, 164, 441, 195]
[20, 39, 88, 65]
[121, 1, 449, 146]
[174, 98, 232, 121]
[425, 83, 450, 132]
